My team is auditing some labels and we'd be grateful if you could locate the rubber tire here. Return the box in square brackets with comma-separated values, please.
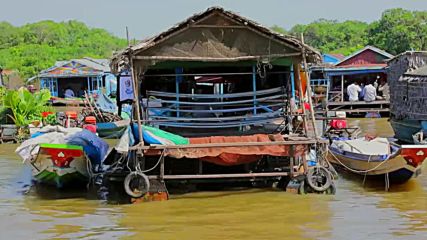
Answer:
[124, 172, 150, 198]
[306, 166, 332, 192]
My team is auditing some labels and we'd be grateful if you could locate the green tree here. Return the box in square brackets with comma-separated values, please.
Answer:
[0, 20, 127, 79]
[368, 8, 427, 55]
[287, 19, 369, 55]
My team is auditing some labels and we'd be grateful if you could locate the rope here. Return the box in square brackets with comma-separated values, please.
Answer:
[328, 149, 392, 174]
[136, 149, 165, 173]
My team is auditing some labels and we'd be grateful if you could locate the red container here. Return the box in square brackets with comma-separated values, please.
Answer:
[65, 111, 78, 119]
[83, 124, 97, 134]
[330, 119, 347, 129]
[85, 116, 97, 124]
[42, 111, 54, 118]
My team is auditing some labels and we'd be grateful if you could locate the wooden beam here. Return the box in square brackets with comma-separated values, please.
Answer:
[129, 140, 322, 151]
[190, 24, 246, 29]
[148, 172, 290, 180]
[132, 53, 301, 61]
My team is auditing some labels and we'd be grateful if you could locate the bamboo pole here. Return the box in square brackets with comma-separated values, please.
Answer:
[130, 57, 144, 147]
[300, 34, 319, 138]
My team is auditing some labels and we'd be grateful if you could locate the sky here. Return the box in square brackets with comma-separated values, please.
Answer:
[1, 0, 427, 39]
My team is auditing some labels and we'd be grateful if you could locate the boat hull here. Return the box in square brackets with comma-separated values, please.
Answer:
[27, 144, 89, 188]
[390, 119, 422, 143]
[328, 144, 427, 184]
[96, 120, 129, 139]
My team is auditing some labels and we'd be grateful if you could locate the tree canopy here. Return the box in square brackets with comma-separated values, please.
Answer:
[1, 8, 426, 79]
[273, 8, 427, 56]
[0, 20, 127, 79]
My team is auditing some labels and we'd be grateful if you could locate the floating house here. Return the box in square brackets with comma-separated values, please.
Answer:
[311, 46, 394, 114]
[108, 7, 335, 198]
[111, 7, 321, 136]
[29, 58, 116, 97]
[388, 51, 427, 143]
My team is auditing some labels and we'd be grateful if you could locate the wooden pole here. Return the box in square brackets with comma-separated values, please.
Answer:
[341, 75, 344, 102]
[160, 153, 165, 182]
[252, 65, 257, 114]
[130, 58, 144, 146]
[300, 34, 319, 138]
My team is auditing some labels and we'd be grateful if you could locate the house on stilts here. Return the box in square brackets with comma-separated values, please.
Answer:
[108, 7, 334, 200]
[29, 58, 117, 101]
[310, 46, 394, 115]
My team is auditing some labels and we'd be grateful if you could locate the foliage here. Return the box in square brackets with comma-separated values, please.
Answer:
[273, 8, 427, 56]
[0, 20, 127, 79]
[1, 88, 53, 126]
[367, 9, 427, 55]
[44, 113, 58, 125]
[285, 19, 369, 55]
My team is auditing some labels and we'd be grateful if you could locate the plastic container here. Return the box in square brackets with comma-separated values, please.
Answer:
[65, 111, 78, 119]
[85, 116, 97, 124]
[83, 124, 97, 134]
[330, 119, 347, 129]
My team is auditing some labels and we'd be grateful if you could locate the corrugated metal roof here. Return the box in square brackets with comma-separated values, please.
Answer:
[404, 64, 427, 77]
[335, 46, 394, 66]
[37, 58, 111, 78]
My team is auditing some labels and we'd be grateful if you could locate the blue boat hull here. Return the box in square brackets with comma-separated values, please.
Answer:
[389, 119, 422, 143]
[96, 120, 129, 139]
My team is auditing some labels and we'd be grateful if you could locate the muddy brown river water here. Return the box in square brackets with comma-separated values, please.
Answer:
[1, 118, 427, 239]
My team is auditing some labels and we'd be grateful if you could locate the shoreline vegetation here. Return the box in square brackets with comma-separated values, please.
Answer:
[0, 8, 426, 79]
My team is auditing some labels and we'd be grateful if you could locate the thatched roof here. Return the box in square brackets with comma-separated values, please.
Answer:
[111, 6, 321, 73]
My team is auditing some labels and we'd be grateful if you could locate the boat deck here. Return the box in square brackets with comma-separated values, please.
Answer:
[327, 100, 390, 114]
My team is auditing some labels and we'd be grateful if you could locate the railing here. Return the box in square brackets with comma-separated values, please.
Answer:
[144, 87, 287, 128]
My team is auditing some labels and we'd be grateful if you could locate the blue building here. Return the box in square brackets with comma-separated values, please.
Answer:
[29, 58, 116, 97]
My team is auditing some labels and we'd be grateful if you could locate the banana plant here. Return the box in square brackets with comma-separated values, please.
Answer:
[1, 87, 53, 127]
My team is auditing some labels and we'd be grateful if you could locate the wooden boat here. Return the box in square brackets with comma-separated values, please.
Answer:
[328, 137, 427, 184]
[96, 119, 130, 138]
[27, 143, 90, 188]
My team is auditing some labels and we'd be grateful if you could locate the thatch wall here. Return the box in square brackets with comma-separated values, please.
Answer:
[387, 51, 427, 120]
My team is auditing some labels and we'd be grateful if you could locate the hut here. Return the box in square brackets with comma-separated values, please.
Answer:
[111, 6, 321, 136]
[317, 46, 394, 114]
[29, 58, 116, 98]
[387, 51, 427, 143]
[108, 7, 334, 199]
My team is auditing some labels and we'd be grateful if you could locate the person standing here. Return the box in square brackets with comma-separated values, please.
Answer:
[64, 87, 75, 98]
[347, 81, 362, 101]
[363, 83, 377, 102]
[378, 81, 390, 100]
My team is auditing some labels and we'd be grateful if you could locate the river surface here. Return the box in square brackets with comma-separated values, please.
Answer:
[1, 118, 427, 239]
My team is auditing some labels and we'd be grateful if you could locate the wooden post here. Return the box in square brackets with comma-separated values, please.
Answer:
[301, 34, 319, 138]
[160, 153, 165, 182]
[252, 65, 257, 114]
[302, 154, 308, 174]
[130, 57, 144, 146]
[175, 67, 183, 118]
[341, 75, 344, 102]
[289, 145, 295, 177]
[198, 160, 203, 174]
